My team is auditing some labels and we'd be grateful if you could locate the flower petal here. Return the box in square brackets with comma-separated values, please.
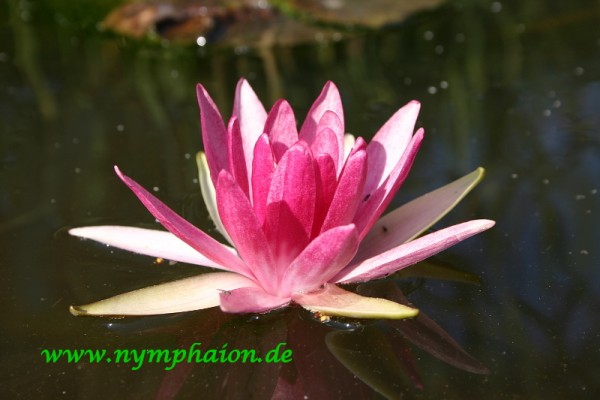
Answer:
[335, 219, 496, 284]
[114, 166, 250, 277]
[314, 110, 344, 173]
[227, 116, 249, 197]
[343, 133, 356, 161]
[69, 226, 231, 270]
[293, 284, 419, 319]
[264, 99, 298, 162]
[364, 100, 420, 195]
[219, 287, 290, 313]
[320, 148, 367, 233]
[264, 142, 316, 270]
[310, 126, 339, 168]
[69, 272, 256, 316]
[251, 134, 275, 226]
[197, 152, 233, 244]
[233, 79, 268, 188]
[299, 81, 344, 146]
[356, 167, 486, 261]
[312, 154, 337, 237]
[354, 128, 424, 238]
[196, 83, 228, 183]
[216, 170, 276, 292]
[279, 224, 359, 297]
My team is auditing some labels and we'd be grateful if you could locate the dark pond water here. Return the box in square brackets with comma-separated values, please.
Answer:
[1, 0, 599, 398]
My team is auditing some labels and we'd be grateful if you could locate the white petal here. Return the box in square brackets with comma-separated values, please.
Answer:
[69, 225, 232, 270]
[293, 284, 419, 319]
[70, 272, 257, 316]
[197, 152, 234, 245]
[343, 133, 356, 161]
[357, 168, 485, 261]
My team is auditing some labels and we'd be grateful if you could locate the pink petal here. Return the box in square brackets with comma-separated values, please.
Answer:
[219, 287, 290, 313]
[293, 284, 418, 319]
[70, 272, 256, 316]
[312, 154, 337, 237]
[314, 110, 344, 173]
[69, 226, 229, 270]
[279, 224, 359, 297]
[363, 100, 421, 195]
[356, 168, 485, 261]
[233, 79, 268, 187]
[264, 99, 298, 162]
[264, 142, 316, 271]
[196, 84, 228, 183]
[299, 81, 344, 146]
[320, 148, 368, 233]
[114, 166, 250, 277]
[334, 219, 496, 284]
[310, 126, 339, 171]
[216, 170, 276, 292]
[251, 133, 276, 225]
[227, 116, 249, 197]
[354, 128, 424, 238]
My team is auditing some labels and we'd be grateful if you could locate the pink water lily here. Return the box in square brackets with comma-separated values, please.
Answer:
[69, 79, 494, 319]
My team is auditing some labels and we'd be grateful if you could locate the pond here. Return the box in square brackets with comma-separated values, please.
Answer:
[1, 0, 599, 398]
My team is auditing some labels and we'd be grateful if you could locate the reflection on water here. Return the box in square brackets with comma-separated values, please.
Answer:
[1, 0, 599, 398]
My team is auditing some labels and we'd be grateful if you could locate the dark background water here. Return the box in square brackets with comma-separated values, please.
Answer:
[1, 0, 599, 398]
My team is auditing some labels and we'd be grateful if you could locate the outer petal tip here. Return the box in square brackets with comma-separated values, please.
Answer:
[69, 305, 87, 316]
[114, 165, 124, 178]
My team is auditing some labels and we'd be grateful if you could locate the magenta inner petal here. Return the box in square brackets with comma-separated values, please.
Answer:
[320, 148, 368, 234]
[264, 99, 299, 162]
[299, 81, 344, 146]
[315, 110, 344, 172]
[264, 142, 316, 271]
[251, 133, 276, 225]
[232, 78, 268, 187]
[196, 84, 228, 184]
[312, 154, 337, 237]
[279, 224, 359, 297]
[310, 127, 339, 167]
[227, 116, 249, 197]
[216, 170, 277, 292]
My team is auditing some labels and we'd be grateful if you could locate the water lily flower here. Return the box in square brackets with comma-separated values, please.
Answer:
[69, 79, 494, 319]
